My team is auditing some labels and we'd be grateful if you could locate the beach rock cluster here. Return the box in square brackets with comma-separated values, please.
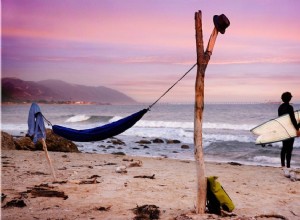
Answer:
[93, 137, 190, 158]
[36, 129, 79, 152]
[14, 136, 35, 150]
[136, 138, 182, 145]
[137, 138, 190, 152]
[1, 131, 16, 150]
[1, 129, 79, 153]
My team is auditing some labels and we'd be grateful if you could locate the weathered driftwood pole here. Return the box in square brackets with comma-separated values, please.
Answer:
[194, 10, 229, 214]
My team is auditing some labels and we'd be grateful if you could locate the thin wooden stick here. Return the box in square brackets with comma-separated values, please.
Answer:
[41, 138, 57, 181]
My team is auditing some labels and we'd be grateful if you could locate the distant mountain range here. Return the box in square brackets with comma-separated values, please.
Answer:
[1, 77, 137, 104]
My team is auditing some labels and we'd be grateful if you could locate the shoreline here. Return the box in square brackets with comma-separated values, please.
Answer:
[2, 150, 300, 219]
[4, 129, 300, 169]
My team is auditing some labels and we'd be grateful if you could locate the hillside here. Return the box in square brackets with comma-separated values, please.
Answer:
[1, 78, 137, 104]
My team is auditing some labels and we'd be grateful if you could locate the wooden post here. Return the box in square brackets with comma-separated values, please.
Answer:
[41, 138, 57, 181]
[194, 10, 219, 214]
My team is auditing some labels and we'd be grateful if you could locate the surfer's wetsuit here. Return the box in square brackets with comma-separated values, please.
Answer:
[278, 103, 299, 168]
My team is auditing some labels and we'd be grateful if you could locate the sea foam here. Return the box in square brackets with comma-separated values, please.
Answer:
[65, 114, 91, 122]
[110, 117, 255, 131]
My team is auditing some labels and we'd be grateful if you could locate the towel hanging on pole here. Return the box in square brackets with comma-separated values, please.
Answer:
[27, 103, 46, 143]
[27, 103, 57, 180]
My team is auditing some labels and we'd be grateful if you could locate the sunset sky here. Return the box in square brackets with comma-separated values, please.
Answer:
[2, 0, 300, 103]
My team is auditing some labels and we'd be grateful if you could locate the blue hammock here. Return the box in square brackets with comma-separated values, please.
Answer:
[52, 108, 148, 142]
[30, 64, 196, 142]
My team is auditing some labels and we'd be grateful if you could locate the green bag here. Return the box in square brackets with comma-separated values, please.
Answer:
[206, 176, 235, 214]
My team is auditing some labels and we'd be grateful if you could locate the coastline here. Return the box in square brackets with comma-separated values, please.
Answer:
[2, 150, 300, 219]
[3, 103, 300, 169]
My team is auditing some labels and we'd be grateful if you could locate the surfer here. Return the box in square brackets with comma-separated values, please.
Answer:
[278, 92, 300, 168]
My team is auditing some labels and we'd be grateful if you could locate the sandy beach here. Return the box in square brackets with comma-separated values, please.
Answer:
[1, 150, 300, 220]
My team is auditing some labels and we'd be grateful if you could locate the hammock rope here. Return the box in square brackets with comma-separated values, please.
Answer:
[42, 114, 52, 126]
[148, 63, 197, 109]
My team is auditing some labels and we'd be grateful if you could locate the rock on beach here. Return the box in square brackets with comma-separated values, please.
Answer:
[1, 129, 79, 153]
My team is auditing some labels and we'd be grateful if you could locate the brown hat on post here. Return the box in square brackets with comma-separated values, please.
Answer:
[213, 14, 230, 34]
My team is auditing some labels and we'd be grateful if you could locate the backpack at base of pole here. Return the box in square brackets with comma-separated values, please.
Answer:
[206, 176, 235, 215]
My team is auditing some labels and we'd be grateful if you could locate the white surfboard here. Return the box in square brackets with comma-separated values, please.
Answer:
[251, 110, 300, 145]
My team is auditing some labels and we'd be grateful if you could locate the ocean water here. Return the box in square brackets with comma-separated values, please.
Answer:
[1, 103, 300, 168]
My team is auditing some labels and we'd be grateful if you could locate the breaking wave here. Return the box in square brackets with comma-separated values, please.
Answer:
[110, 117, 256, 131]
[65, 114, 114, 123]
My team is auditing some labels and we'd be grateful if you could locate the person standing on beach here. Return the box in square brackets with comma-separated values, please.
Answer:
[278, 92, 300, 168]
